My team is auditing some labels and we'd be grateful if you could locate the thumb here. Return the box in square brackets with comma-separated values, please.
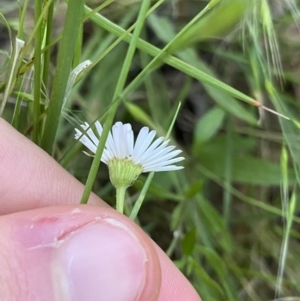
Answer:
[0, 205, 161, 301]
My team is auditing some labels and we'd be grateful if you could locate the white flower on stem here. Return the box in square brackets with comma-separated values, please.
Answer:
[75, 121, 184, 188]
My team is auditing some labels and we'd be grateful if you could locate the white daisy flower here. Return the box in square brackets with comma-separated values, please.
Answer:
[75, 121, 184, 188]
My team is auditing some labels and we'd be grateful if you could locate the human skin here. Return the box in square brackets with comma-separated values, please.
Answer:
[0, 118, 202, 301]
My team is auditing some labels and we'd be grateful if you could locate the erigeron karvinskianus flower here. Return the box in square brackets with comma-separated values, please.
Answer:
[75, 121, 184, 214]
[75, 121, 184, 189]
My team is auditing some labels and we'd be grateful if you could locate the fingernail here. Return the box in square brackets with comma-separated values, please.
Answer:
[53, 219, 147, 301]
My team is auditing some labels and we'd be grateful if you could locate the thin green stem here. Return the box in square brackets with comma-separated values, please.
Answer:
[33, 0, 42, 143]
[9, 39, 26, 126]
[11, 77, 25, 128]
[275, 190, 296, 297]
[18, 0, 31, 39]
[42, 0, 55, 92]
[73, 24, 83, 68]
[116, 186, 127, 213]
[20, 0, 53, 63]
[112, 0, 151, 97]
[130, 172, 154, 220]
[275, 147, 295, 297]
[166, 103, 181, 138]
[223, 117, 233, 225]
[82, 0, 115, 22]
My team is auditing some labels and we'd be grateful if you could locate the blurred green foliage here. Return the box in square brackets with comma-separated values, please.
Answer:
[1, 0, 300, 300]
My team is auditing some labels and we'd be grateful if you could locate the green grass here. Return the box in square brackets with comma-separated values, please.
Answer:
[1, 0, 300, 299]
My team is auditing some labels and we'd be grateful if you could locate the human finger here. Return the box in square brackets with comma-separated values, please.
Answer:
[0, 205, 161, 301]
[0, 118, 105, 214]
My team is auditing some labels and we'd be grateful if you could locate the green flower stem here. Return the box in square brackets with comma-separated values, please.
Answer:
[42, 0, 55, 92]
[33, 0, 42, 143]
[130, 172, 154, 220]
[10, 39, 26, 128]
[41, 0, 85, 154]
[80, 0, 151, 205]
[275, 189, 296, 296]
[20, 0, 53, 68]
[223, 117, 233, 225]
[112, 0, 151, 97]
[82, 0, 115, 22]
[18, 0, 31, 39]
[116, 186, 127, 214]
[73, 24, 83, 68]
[275, 147, 296, 296]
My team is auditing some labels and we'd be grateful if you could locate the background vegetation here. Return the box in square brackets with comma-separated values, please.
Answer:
[1, 0, 300, 300]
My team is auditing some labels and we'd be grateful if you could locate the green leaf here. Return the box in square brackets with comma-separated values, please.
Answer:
[198, 246, 239, 300]
[194, 106, 226, 145]
[181, 228, 197, 256]
[199, 143, 296, 185]
[190, 258, 226, 300]
[198, 197, 233, 253]
[177, 0, 250, 47]
[125, 101, 156, 129]
[185, 180, 203, 198]
[198, 246, 227, 277]
[147, 14, 176, 43]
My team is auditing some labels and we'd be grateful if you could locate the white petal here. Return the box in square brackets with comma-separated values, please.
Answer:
[145, 139, 170, 157]
[144, 165, 184, 172]
[138, 136, 165, 160]
[122, 123, 132, 157]
[101, 148, 114, 164]
[143, 156, 184, 170]
[133, 127, 149, 156]
[146, 136, 165, 150]
[84, 125, 99, 146]
[133, 129, 156, 162]
[80, 122, 89, 130]
[111, 122, 122, 158]
[95, 121, 103, 136]
[105, 131, 116, 156]
[116, 123, 125, 157]
[115, 122, 129, 158]
[142, 145, 175, 164]
[74, 128, 82, 140]
[75, 129, 97, 153]
[125, 125, 134, 157]
[111, 123, 125, 158]
[141, 145, 178, 165]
